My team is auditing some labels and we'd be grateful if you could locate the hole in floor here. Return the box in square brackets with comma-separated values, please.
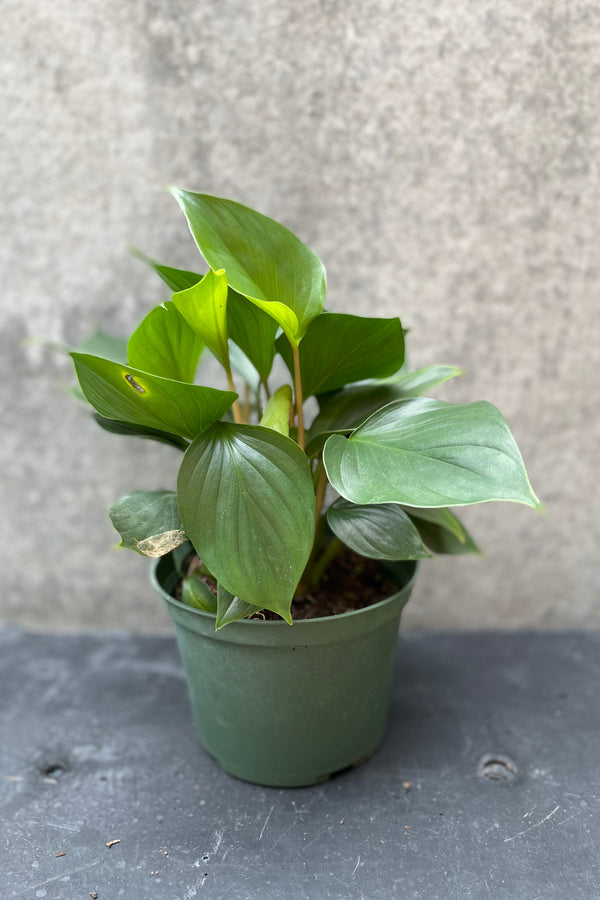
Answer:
[478, 753, 518, 783]
[39, 762, 68, 780]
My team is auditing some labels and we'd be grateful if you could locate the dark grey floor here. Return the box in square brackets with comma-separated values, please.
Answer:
[1, 628, 598, 900]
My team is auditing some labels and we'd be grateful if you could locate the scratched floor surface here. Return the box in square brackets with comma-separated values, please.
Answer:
[1, 628, 599, 900]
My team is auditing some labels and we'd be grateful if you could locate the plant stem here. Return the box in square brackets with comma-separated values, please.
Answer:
[309, 537, 343, 586]
[243, 383, 251, 423]
[261, 377, 271, 400]
[313, 458, 328, 528]
[225, 365, 243, 424]
[298, 460, 329, 593]
[291, 342, 305, 450]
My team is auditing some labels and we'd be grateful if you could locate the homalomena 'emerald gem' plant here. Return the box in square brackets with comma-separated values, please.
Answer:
[71, 189, 541, 628]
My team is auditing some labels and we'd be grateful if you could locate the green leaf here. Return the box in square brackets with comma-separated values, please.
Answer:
[323, 398, 541, 508]
[327, 499, 431, 561]
[306, 366, 462, 455]
[130, 247, 203, 292]
[406, 508, 481, 555]
[216, 584, 260, 629]
[181, 573, 218, 613]
[172, 269, 230, 369]
[260, 385, 292, 436]
[177, 423, 316, 620]
[277, 313, 405, 398]
[170, 189, 326, 344]
[108, 490, 187, 557]
[227, 289, 278, 381]
[127, 301, 204, 383]
[71, 352, 236, 440]
[92, 414, 189, 450]
[78, 329, 129, 363]
[380, 365, 463, 397]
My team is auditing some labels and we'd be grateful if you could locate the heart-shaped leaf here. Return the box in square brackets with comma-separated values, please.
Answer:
[108, 490, 187, 557]
[170, 189, 326, 344]
[327, 499, 431, 560]
[306, 365, 463, 455]
[323, 398, 540, 508]
[71, 353, 236, 440]
[127, 301, 204, 383]
[178, 423, 316, 620]
[277, 312, 405, 398]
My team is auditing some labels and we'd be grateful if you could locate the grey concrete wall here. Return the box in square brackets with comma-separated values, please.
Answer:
[1, 0, 598, 631]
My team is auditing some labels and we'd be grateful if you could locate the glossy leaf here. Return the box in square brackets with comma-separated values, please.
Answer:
[71, 353, 236, 440]
[177, 423, 316, 620]
[108, 490, 187, 557]
[181, 573, 218, 613]
[277, 313, 405, 398]
[306, 365, 463, 455]
[127, 301, 204, 383]
[171, 268, 230, 369]
[323, 398, 541, 508]
[407, 508, 481, 555]
[260, 385, 292, 436]
[216, 584, 260, 629]
[92, 415, 189, 450]
[327, 499, 431, 560]
[170, 189, 326, 343]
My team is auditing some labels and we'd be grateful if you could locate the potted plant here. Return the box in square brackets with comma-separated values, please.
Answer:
[69, 188, 540, 787]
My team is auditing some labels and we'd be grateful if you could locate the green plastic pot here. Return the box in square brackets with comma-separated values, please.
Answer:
[152, 553, 418, 787]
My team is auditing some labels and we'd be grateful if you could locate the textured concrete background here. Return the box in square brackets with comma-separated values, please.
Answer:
[1, 0, 598, 631]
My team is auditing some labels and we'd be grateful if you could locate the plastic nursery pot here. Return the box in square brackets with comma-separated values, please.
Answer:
[152, 552, 418, 788]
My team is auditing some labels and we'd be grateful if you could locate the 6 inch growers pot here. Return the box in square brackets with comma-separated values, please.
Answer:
[152, 551, 418, 788]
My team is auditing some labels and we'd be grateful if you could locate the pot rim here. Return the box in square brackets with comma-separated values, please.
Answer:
[152, 552, 419, 630]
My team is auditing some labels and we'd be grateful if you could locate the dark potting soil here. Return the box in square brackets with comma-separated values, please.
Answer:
[179, 547, 400, 621]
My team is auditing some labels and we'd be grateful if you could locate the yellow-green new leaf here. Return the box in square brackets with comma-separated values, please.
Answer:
[127, 301, 204, 383]
[260, 385, 292, 436]
[172, 268, 230, 369]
